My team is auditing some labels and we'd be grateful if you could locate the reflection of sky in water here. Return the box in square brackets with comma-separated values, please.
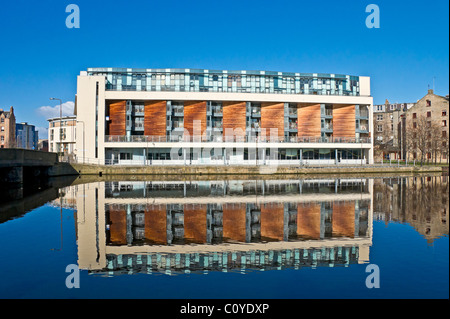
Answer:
[0, 177, 447, 299]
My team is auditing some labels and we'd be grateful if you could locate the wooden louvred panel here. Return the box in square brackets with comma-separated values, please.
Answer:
[297, 103, 321, 137]
[297, 203, 321, 239]
[223, 203, 246, 242]
[223, 101, 246, 139]
[108, 208, 127, 245]
[184, 101, 207, 138]
[332, 104, 355, 138]
[145, 204, 167, 244]
[144, 101, 166, 136]
[261, 102, 285, 138]
[332, 201, 355, 238]
[184, 204, 207, 243]
[108, 100, 126, 135]
[260, 202, 284, 241]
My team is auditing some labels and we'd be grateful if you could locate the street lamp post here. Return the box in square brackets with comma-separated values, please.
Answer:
[50, 98, 63, 160]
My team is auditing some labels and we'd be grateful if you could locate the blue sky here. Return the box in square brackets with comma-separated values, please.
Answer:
[0, 0, 448, 138]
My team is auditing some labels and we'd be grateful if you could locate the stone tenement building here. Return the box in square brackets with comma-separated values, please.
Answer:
[406, 89, 449, 162]
[373, 89, 449, 162]
[0, 106, 16, 149]
[373, 100, 414, 161]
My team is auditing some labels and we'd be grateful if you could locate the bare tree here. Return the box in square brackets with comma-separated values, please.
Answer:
[430, 122, 442, 164]
[405, 115, 431, 166]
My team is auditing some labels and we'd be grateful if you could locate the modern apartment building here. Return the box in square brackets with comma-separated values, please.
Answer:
[75, 68, 374, 165]
[47, 115, 77, 156]
[0, 107, 16, 149]
[74, 179, 373, 274]
[15, 122, 39, 150]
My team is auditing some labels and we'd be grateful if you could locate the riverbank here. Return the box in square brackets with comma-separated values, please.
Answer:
[69, 163, 444, 177]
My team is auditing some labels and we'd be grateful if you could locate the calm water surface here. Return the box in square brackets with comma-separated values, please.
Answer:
[0, 175, 448, 299]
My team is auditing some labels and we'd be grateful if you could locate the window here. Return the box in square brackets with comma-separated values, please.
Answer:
[413, 122, 417, 128]
[427, 111, 431, 118]
[0, 126, 4, 132]
[0, 118, 4, 123]
[426, 100, 431, 107]
[443, 120, 447, 127]
[376, 114, 383, 121]
[377, 125, 383, 132]
[120, 152, 132, 160]
[413, 113, 417, 119]
[0, 136, 4, 141]
[443, 111, 447, 116]
[443, 131, 447, 138]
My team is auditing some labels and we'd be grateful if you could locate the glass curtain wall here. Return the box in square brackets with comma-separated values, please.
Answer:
[91, 68, 360, 96]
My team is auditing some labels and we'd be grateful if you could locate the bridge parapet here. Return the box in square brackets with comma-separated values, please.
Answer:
[0, 149, 58, 168]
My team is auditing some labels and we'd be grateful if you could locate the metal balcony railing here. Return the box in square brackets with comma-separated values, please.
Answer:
[105, 135, 371, 144]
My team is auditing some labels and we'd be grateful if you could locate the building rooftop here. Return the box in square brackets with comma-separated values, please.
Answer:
[0, 107, 14, 118]
[85, 67, 365, 97]
[47, 115, 77, 122]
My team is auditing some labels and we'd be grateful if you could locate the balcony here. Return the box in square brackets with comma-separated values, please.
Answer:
[104, 135, 371, 144]
[251, 108, 261, 117]
[212, 106, 223, 116]
[321, 122, 333, 132]
[321, 109, 333, 118]
[356, 124, 369, 133]
[172, 121, 184, 129]
[173, 107, 184, 117]
[357, 109, 369, 119]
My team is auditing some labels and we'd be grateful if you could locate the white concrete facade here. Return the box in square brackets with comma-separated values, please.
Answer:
[75, 71, 374, 165]
[48, 115, 77, 155]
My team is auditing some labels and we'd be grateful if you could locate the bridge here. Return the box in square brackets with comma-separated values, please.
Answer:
[0, 149, 78, 188]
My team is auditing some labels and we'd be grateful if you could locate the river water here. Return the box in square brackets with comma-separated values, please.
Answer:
[0, 175, 448, 300]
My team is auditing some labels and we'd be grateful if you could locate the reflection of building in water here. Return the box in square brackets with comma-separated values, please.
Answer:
[373, 175, 449, 243]
[48, 185, 79, 209]
[75, 179, 373, 275]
